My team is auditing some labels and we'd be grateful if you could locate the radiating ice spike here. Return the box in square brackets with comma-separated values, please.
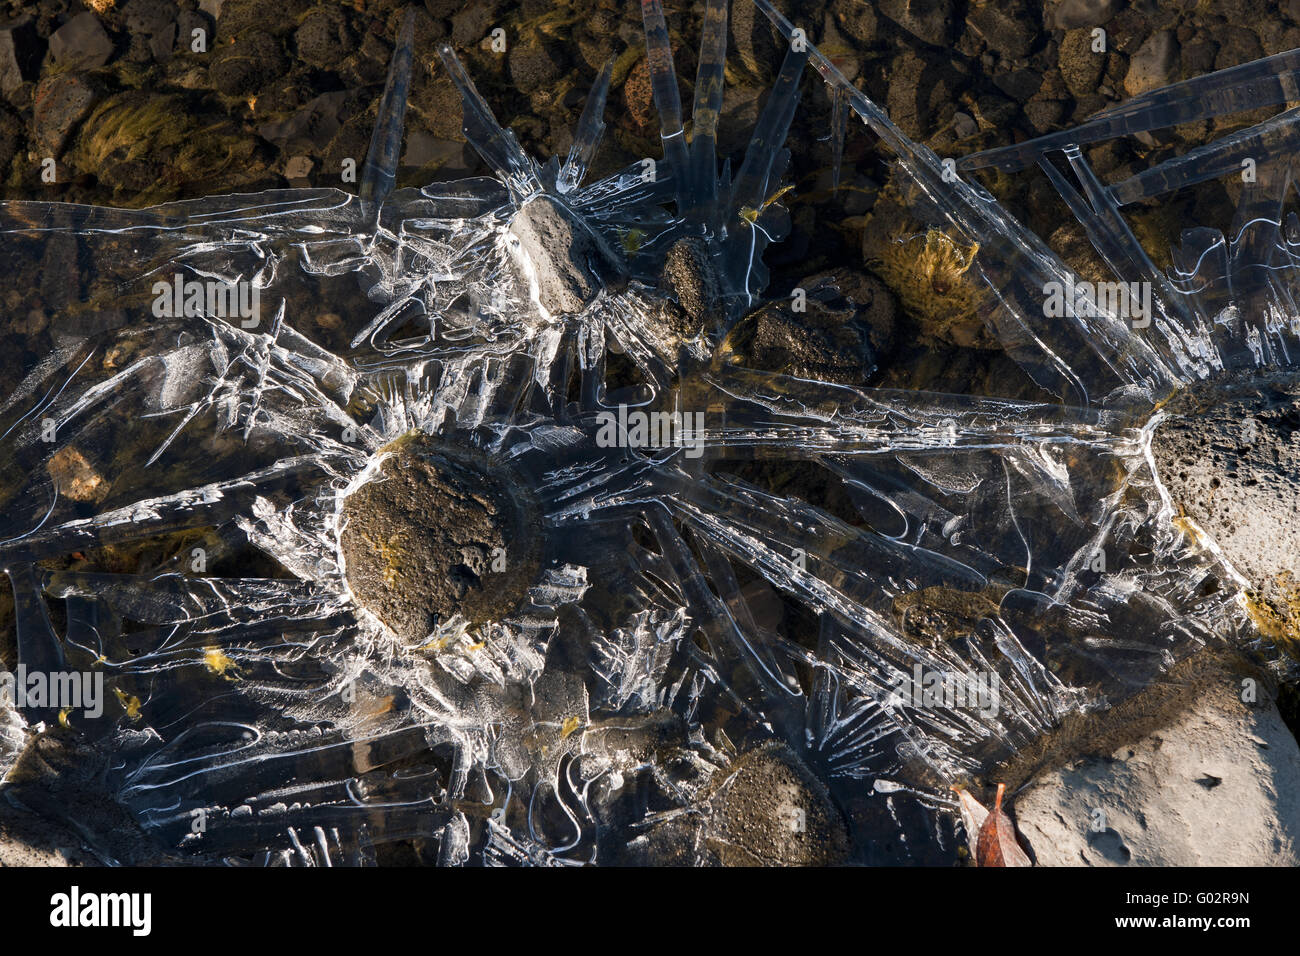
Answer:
[728, 41, 808, 222]
[360, 9, 417, 208]
[1110, 107, 1300, 207]
[1056, 147, 1172, 294]
[751, 0, 1179, 403]
[688, 0, 729, 219]
[641, 0, 693, 215]
[711, 24, 808, 311]
[831, 86, 848, 193]
[558, 58, 614, 194]
[438, 43, 542, 202]
[960, 47, 1300, 174]
[1036, 148, 1201, 379]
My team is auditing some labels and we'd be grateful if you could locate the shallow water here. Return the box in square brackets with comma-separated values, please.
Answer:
[0, 0, 1297, 865]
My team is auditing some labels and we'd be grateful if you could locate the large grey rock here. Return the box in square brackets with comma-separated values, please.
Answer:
[0, 18, 40, 96]
[506, 195, 623, 318]
[1151, 375, 1300, 625]
[48, 12, 115, 71]
[1015, 683, 1300, 865]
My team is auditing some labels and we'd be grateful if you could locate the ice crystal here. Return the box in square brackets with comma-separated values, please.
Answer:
[0, 1, 1296, 864]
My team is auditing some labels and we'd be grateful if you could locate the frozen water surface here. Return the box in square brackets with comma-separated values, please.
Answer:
[0, 1, 1296, 864]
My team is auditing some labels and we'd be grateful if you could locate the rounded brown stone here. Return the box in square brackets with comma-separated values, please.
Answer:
[705, 742, 852, 866]
[339, 435, 542, 642]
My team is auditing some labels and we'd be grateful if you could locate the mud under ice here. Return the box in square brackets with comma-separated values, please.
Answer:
[0, 0, 1298, 865]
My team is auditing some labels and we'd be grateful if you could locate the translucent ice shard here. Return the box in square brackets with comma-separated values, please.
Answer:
[688, 0, 729, 213]
[754, 0, 1175, 408]
[830, 85, 849, 194]
[558, 58, 614, 196]
[0, 0, 1297, 867]
[360, 9, 417, 208]
[640, 0, 693, 216]
[960, 48, 1300, 174]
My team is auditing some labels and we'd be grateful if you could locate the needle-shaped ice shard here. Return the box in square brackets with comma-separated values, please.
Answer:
[688, 0, 728, 217]
[0, 189, 359, 238]
[360, 9, 417, 209]
[831, 86, 849, 193]
[0, 458, 336, 565]
[961, 47, 1300, 173]
[640, 0, 693, 217]
[6, 563, 66, 726]
[437, 44, 542, 203]
[988, 46, 1300, 378]
[1110, 107, 1300, 207]
[558, 58, 614, 195]
[727, 42, 808, 222]
[751, 0, 1176, 404]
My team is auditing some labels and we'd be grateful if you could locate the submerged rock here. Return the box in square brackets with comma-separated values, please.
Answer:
[1125, 30, 1180, 97]
[877, 0, 955, 48]
[340, 436, 542, 642]
[46, 446, 108, 504]
[509, 39, 564, 94]
[256, 90, 351, 149]
[123, 0, 177, 62]
[1051, 0, 1121, 31]
[0, 18, 41, 96]
[622, 739, 852, 866]
[209, 31, 285, 98]
[716, 271, 888, 385]
[48, 12, 115, 72]
[658, 237, 722, 323]
[0, 799, 97, 866]
[966, 2, 1037, 60]
[294, 6, 356, 70]
[702, 742, 853, 866]
[1059, 27, 1106, 98]
[33, 72, 100, 156]
[506, 194, 624, 318]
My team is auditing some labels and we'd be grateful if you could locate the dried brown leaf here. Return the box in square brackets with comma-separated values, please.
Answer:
[974, 783, 1032, 867]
